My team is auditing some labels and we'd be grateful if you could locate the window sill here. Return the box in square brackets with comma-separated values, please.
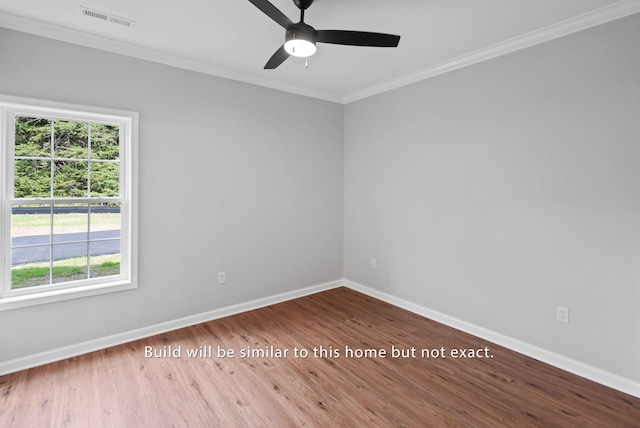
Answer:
[0, 278, 137, 311]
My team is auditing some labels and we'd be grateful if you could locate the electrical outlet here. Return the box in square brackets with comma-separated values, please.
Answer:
[370, 258, 377, 269]
[218, 272, 226, 284]
[557, 306, 569, 323]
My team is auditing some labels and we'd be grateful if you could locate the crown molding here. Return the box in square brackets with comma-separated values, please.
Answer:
[343, 0, 640, 104]
[2, 1, 639, 105]
[0, 11, 344, 104]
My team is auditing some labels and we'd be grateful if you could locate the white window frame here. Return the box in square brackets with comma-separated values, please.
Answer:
[0, 95, 138, 311]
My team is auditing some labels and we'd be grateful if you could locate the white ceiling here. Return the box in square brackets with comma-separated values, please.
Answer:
[1, 0, 639, 103]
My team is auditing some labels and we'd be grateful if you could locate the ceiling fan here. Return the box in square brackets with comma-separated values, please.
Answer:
[248, 0, 401, 69]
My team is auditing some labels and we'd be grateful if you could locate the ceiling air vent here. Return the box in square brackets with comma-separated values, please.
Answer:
[80, 6, 135, 28]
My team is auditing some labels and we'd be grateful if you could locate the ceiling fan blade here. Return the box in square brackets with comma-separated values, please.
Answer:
[316, 30, 400, 47]
[264, 45, 290, 69]
[248, 0, 293, 29]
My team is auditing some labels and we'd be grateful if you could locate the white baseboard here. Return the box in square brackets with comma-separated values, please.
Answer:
[3, 277, 638, 399]
[0, 280, 343, 376]
[343, 279, 640, 399]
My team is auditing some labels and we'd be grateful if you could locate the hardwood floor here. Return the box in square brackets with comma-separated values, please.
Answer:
[1, 287, 638, 427]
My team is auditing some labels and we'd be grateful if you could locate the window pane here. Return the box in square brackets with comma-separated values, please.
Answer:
[90, 204, 121, 235]
[14, 159, 51, 198]
[12, 244, 50, 267]
[90, 253, 120, 279]
[53, 160, 88, 197]
[53, 205, 88, 243]
[54, 120, 88, 159]
[12, 261, 51, 289]
[89, 237, 120, 260]
[90, 162, 119, 197]
[52, 244, 88, 284]
[11, 204, 52, 239]
[89, 203, 120, 277]
[11, 204, 53, 289]
[14, 116, 51, 158]
[91, 124, 120, 160]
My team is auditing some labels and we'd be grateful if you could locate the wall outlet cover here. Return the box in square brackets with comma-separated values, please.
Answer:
[557, 305, 569, 323]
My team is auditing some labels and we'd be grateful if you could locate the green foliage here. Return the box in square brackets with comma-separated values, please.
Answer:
[90, 162, 120, 197]
[14, 117, 51, 157]
[14, 159, 51, 198]
[54, 160, 88, 197]
[91, 124, 120, 160]
[14, 117, 120, 198]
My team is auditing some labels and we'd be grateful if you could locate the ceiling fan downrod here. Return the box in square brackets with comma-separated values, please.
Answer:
[294, 0, 313, 22]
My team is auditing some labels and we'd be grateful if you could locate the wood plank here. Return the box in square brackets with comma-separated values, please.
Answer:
[1, 287, 638, 427]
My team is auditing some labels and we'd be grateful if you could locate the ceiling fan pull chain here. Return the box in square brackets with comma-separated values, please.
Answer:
[305, 57, 308, 68]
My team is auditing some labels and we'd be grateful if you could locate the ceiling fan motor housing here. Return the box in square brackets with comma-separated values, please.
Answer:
[285, 22, 317, 56]
[286, 22, 317, 44]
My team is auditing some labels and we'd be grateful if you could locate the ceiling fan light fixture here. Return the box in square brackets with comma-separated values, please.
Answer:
[284, 31, 316, 57]
[284, 38, 316, 57]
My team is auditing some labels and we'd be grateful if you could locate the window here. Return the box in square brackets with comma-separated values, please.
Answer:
[0, 95, 138, 310]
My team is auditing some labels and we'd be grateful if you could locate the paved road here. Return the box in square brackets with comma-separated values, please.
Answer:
[12, 230, 120, 266]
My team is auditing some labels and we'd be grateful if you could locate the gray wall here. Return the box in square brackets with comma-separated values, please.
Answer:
[1, 12, 639, 387]
[0, 28, 344, 362]
[345, 13, 640, 383]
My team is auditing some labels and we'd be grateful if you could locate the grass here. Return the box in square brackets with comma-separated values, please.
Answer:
[12, 265, 84, 285]
[12, 254, 121, 289]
